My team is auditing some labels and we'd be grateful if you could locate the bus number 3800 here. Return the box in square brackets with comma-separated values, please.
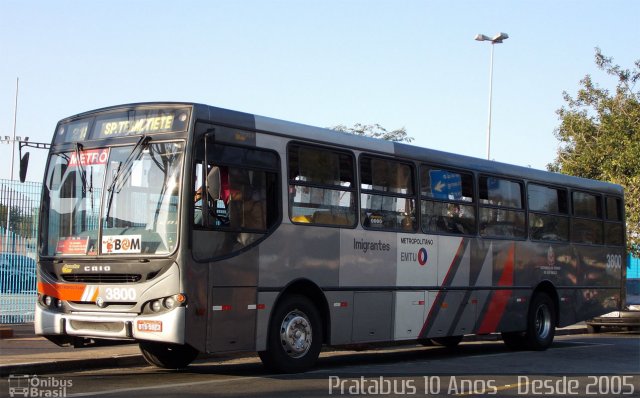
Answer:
[606, 254, 622, 270]
[104, 288, 137, 301]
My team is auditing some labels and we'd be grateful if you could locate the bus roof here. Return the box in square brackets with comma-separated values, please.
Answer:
[60, 102, 624, 197]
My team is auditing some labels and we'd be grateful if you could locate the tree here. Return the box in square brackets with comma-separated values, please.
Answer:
[331, 123, 414, 143]
[549, 48, 640, 256]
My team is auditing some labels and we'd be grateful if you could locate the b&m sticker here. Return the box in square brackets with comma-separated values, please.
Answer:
[137, 320, 162, 332]
[102, 235, 142, 254]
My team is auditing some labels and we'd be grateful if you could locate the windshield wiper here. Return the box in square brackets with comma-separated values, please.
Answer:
[107, 135, 151, 193]
[89, 167, 94, 212]
[105, 135, 152, 223]
[74, 143, 89, 194]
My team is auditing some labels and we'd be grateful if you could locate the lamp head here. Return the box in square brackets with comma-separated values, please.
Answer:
[491, 32, 509, 43]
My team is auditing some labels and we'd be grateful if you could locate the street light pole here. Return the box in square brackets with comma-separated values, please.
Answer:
[475, 33, 508, 160]
[11, 77, 19, 181]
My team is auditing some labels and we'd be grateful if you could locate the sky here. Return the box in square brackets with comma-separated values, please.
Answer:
[1, 0, 638, 182]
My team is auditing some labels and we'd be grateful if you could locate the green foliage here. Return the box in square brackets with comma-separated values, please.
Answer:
[549, 48, 640, 256]
[331, 123, 414, 143]
[0, 204, 35, 239]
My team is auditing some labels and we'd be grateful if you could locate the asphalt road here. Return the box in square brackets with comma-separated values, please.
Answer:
[2, 333, 639, 398]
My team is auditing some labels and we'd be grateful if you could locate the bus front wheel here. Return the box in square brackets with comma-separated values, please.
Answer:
[259, 294, 323, 373]
[139, 341, 199, 369]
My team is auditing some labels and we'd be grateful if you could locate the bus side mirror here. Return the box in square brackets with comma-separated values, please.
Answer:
[19, 152, 30, 183]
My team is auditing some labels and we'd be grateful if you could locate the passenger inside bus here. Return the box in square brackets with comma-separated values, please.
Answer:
[195, 164, 267, 247]
[194, 165, 230, 227]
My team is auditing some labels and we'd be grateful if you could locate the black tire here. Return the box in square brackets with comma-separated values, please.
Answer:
[430, 335, 463, 348]
[258, 294, 323, 373]
[524, 292, 556, 350]
[587, 324, 601, 334]
[139, 341, 199, 369]
[501, 331, 527, 350]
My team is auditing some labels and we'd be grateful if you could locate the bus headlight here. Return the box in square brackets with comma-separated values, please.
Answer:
[150, 300, 162, 312]
[143, 294, 187, 314]
[40, 295, 62, 310]
[163, 296, 176, 310]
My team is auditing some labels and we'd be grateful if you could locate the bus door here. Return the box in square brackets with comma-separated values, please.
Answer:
[191, 125, 279, 352]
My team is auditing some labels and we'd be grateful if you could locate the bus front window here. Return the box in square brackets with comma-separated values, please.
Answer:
[42, 150, 107, 256]
[41, 142, 184, 257]
[102, 142, 184, 255]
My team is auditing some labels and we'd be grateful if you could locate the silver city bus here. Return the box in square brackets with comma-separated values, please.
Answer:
[34, 102, 626, 373]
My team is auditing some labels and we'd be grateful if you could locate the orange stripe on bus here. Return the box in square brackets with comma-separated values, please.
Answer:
[38, 282, 87, 301]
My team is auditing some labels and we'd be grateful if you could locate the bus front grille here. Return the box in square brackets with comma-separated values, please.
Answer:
[69, 320, 125, 333]
[62, 274, 142, 283]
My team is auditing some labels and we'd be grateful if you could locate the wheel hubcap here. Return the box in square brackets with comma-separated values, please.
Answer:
[535, 304, 551, 340]
[280, 310, 312, 358]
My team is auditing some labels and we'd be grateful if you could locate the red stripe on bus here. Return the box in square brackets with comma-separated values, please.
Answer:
[418, 239, 466, 338]
[476, 244, 515, 334]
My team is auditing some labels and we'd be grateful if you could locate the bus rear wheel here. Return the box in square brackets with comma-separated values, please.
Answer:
[525, 292, 556, 350]
[502, 292, 556, 351]
[259, 294, 322, 373]
[139, 341, 199, 369]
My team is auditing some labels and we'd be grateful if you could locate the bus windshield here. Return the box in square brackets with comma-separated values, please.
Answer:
[41, 142, 184, 256]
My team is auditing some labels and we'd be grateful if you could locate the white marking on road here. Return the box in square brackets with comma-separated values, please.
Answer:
[556, 341, 613, 348]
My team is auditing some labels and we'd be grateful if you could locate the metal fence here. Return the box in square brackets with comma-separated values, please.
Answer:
[0, 179, 41, 324]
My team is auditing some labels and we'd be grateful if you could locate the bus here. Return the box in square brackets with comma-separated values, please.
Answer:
[33, 102, 626, 373]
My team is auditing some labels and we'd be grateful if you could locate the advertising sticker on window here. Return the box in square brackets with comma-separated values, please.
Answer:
[101, 235, 142, 254]
[56, 237, 90, 255]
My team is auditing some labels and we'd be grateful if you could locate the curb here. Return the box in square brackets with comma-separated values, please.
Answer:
[1, 354, 147, 377]
[556, 327, 589, 336]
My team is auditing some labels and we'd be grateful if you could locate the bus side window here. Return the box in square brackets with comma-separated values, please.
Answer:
[192, 142, 279, 260]
[478, 176, 525, 239]
[420, 166, 476, 236]
[570, 191, 603, 244]
[527, 184, 569, 242]
[360, 156, 416, 232]
[288, 144, 357, 227]
[604, 196, 624, 246]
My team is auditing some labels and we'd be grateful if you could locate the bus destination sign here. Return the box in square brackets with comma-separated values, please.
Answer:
[94, 108, 190, 139]
[98, 115, 175, 137]
[54, 108, 190, 144]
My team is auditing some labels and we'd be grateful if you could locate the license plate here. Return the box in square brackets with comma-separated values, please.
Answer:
[600, 311, 620, 318]
[137, 320, 163, 332]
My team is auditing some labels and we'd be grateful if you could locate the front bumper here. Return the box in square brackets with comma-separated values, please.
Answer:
[35, 306, 185, 344]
